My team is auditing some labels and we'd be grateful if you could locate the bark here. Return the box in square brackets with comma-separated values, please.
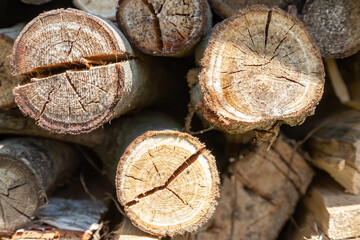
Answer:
[0, 23, 26, 110]
[191, 135, 314, 240]
[302, 0, 360, 58]
[20, 0, 52, 5]
[73, 0, 118, 20]
[208, 0, 291, 18]
[116, 0, 212, 57]
[187, 5, 324, 141]
[306, 110, 360, 194]
[0, 137, 81, 233]
[11, 8, 164, 134]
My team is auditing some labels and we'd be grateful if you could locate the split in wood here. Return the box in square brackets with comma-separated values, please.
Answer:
[187, 5, 324, 141]
[11, 8, 163, 134]
[116, 0, 212, 57]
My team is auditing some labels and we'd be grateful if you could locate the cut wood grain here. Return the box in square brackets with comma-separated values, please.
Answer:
[187, 6, 324, 140]
[0, 137, 81, 233]
[307, 110, 360, 194]
[73, 0, 118, 20]
[0, 23, 26, 110]
[191, 135, 314, 240]
[11, 8, 163, 134]
[302, 0, 360, 58]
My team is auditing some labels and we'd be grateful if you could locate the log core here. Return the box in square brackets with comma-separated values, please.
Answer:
[116, 0, 211, 57]
[189, 6, 324, 135]
[116, 131, 219, 237]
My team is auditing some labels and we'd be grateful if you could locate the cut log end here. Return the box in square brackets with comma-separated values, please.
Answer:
[191, 5, 324, 135]
[73, 0, 118, 20]
[116, 131, 220, 237]
[11, 8, 137, 134]
[116, 0, 211, 57]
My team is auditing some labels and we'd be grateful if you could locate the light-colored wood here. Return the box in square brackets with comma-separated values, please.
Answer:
[0, 23, 26, 110]
[303, 177, 360, 239]
[0, 138, 81, 233]
[73, 0, 118, 20]
[191, 135, 314, 240]
[302, 0, 360, 58]
[11, 8, 162, 134]
[114, 218, 158, 240]
[188, 6, 324, 140]
[116, 0, 212, 57]
[307, 110, 360, 194]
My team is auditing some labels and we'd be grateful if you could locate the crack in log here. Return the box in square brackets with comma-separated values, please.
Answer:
[264, 9, 272, 49]
[125, 175, 144, 182]
[0, 195, 32, 220]
[141, 0, 164, 51]
[152, 161, 161, 177]
[65, 73, 87, 112]
[125, 147, 206, 207]
[65, 27, 82, 60]
[36, 87, 56, 120]
[166, 187, 192, 209]
[273, 23, 295, 54]
[275, 76, 305, 87]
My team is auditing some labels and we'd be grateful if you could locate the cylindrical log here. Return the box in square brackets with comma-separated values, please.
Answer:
[11, 8, 164, 134]
[188, 5, 324, 140]
[20, 0, 52, 5]
[208, 0, 291, 18]
[302, 0, 360, 58]
[116, 0, 212, 57]
[0, 23, 26, 110]
[73, 0, 118, 21]
[0, 137, 81, 233]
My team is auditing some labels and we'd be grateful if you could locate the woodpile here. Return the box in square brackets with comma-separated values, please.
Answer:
[0, 1, 359, 240]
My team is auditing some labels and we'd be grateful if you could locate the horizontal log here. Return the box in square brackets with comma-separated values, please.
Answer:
[73, 0, 118, 20]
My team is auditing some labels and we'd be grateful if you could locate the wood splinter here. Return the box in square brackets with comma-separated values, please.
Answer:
[116, 0, 212, 57]
[11, 8, 162, 134]
[187, 5, 324, 140]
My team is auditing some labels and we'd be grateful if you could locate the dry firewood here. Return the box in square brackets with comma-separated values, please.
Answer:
[11, 8, 163, 134]
[116, 0, 212, 57]
[302, 177, 360, 239]
[302, 0, 360, 58]
[0, 23, 26, 110]
[0, 137, 81, 233]
[73, 0, 118, 21]
[306, 110, 360, 194]
[187, 5, 324, 141]
[20, 0, 52, 5]
[191, 135, 314, 240]
[208, 0, 291, 18]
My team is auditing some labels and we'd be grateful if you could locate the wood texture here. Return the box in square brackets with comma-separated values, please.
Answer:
[188, 6, 324, 139]
[116, 0, 212, 57]
[73, 0, 118, 20]
[307, 110, 360, 194]
[191, 135, 314, 240]
[302, 0, 360, 58]
[11, 8, 162, 134]
[0, 23, 26, 110]
[0, 137, 81, 233]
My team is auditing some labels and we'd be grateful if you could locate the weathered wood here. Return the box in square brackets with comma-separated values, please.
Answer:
[187, 6, 324, 141]
[11, 8, 164, 134]
[302, 0, 360, 58]
[0, 137, 81, 233]
[191, 135, 314, 240]
[73, 0, 118, 20]
[20, 0, 52, 5]
[116, 0, 212, 57]
[307, 110, 360, 194]
[208, 0, 291, 18]
[0, 23, 26, 110]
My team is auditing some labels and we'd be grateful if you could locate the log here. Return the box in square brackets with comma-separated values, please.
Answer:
[208, 0, 291, 19]
[0, 23, 26, 110]
[0, 137, 81, 233]
[116, 0, 212, 57]
[302, 0, 360, 58]
[187, 5, 324, 141]
[306, 110, 360, 194]
[191, 135, 314, 240]
[11, 8, 163, 134]
[20, 0, 52, 5]
[73, 0, 118, 20]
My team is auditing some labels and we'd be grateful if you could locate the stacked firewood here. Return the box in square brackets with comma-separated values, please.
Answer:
[0, 0, 359, 239]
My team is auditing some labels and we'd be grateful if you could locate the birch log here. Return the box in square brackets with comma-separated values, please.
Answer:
[11, 8, 163, 134]
[187, 5, 324, 141]
[0, 137, 81, 233]
[302, 0, 360, 58]
[0, 23, 26, 110]
[116, 0, 212, 57]
[73, 0, 118, 20]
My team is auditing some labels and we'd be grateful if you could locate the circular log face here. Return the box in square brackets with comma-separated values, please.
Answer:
[116, 0, 210, 56]
[199, 6, 324, 132]
[116, 131, 219, 237]
[73, 0, 118, 20]
[11, 8, 135, 134]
